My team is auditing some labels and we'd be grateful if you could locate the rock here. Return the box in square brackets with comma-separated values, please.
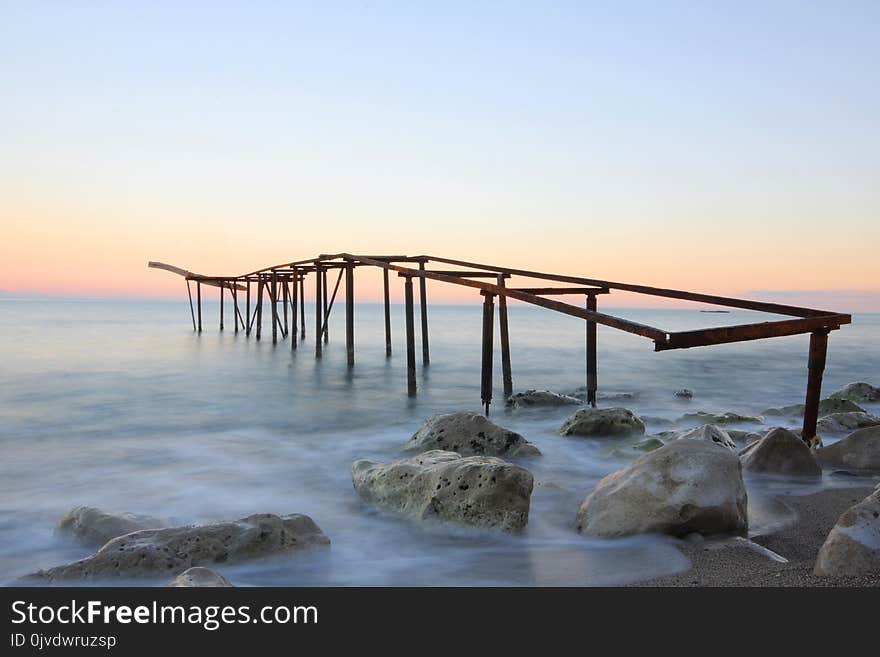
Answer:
[816, 412, 880, 433]
[351, 450, 533, 532]
[679, 411, 764, 425]
[168, 567, 232, 587]
[31, 514, 329, 582]
[740, 427, 821, 476]
[814, 490, 880, 577]
[726, 429, 764, 445]
[568, 388, 637, 401]
[641, 415, 676, 427]
[506, 389, 581, 409]
[762, 398, 865, 417]
[633, 437, 665, 452]
[559, 407, 646, 437]
[815, 426, 880, 473]
[828, 382, 880, 404]
[667, 424, 736, 451]
[674, 389, 693, 399]
[56, 506, 165, 547]
[404, 412, 540, 457]
[576, 439, 748, 538]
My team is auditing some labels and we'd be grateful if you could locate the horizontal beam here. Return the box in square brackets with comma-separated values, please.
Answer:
[657, 316, 847, 351]
[424, 270, 511, 278]
[510, 286, 609, 295]
[148, 262, 246, 291]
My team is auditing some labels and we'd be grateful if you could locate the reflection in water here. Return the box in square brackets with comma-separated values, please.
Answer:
[0, 300, 878, 585]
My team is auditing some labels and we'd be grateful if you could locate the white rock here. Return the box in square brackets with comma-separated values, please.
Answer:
[762, 398, 865, 417]
[56, 506, 165, 547]
[351, 450, 533, 532]
[668, 424, 736, 450]
[560, 407, 645, 437]
[816, 412, 880, 433]
[404, 412, 540, 456]
[815, 426, 880, 473]
[740, 427, 821, 476]
[168, 567, 232, 587]
[576, 439, 748, 538]
[828, 382, 880, 404]
[814, 490, 880, 577]
[507, 389, 581, 408]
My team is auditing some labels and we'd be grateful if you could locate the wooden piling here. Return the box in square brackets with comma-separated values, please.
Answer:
[802, 329, 829, 445]
[196, 281, 202, 332]
[186, 281, 196, 331]
[383, 268, 392, 357]
[481, 291, 495, 416]
[345, 263, 355, 367]
[255, 278, 263, 340]
[246, 281, 251, 336]
[282, 279, 289, 337]
[271, 274, 278, 344]
[419, 261, 430, 365]
[219, 284, 224, 331]
[404, 276, 416, 395]
[322, 269, 329, 344]
[299, 275, 306, 340]
[291, 270, 298, 350]
[497, 275, 512, 398]
[232, 284, 239, 332]
[586, 294, 598, 407]
[315, 268, 323, 357]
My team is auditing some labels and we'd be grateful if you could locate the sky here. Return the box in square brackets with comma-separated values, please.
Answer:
[1, 1, 878, 309]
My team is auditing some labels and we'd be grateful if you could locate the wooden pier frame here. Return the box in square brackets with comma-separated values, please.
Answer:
[149, 254, 851, 443]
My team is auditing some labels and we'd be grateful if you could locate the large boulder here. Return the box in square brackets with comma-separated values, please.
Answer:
[679, 411, 764, 425]
[828, 382, 880, 404]
[576, 439, 748, 538]
[56, 506, 165, 547]
[351, 450, 533, 532]
[739, 428, 821, 476]
[404, 412, 540, 457]
[726, 429, 764, 445]
[168, 567, 232, 587]
[814, 490, 880, 577]
[762, 398, 865, 417]
[560, 407, 645, 437]
[815, 426, 880, 474]
[507, 389, 581, 409]
[667, 424, 736, 451]
[30, 513, 329, 582]
[816, 412, 880, 433]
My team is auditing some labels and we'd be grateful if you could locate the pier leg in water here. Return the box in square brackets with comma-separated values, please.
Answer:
[345, 263, 354, 367]
[232, 284, 239, 333]
[404, 276, 416, 395]
[271, 274, 278, 344]
[586, 294, 598, 407]
[246, 281, 251, 337]
[323, 269, 329, 344]
[481, 291, 495, 416]
[802, 329, 829, 446]
[255, 278, 264, 340]
[315, 268, 323, 357]
[497, 275, 512, 398]
[419, 261, 430, 365]
[282, 279, 289, 337]
[196, 281, 202, 332]
[186, 281, 196, 331]
[299, 275, 306, 340]
[219, 284, 224, 331]
[383, 268, 392, 357]
[291, 270, 298, 350]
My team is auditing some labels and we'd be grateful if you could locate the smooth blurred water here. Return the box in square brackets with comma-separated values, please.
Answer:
[1, 299, 878, 585]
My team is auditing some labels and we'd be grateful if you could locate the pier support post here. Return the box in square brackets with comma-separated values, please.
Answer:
[586, 294, 598, 407]
[404, 276, 416, 395]
[323, 269, 329, 344]
[802, 329, 829, 445]
[345, 263, 355, 367]
[196, 281, 202, 332]
[315, 267, 323, 357]
[232, 284, 239, 332]
[255, 278, 263, 340]
[219, 284, 224, 331]
[481, 292, 495, 416]
[497, 275, 512, 398]
[186, 281, 196, 331]
[383, 268, 392, 357]
[291, 270, 298, 350]
[282, 278, 289, 337]
[246, 281, 251, 336]
[271, 273, 278, 344]
[419, 261, 430, 365]
[299, 275, 306, 340]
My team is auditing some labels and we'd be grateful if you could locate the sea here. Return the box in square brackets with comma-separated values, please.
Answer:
[1, 299, 878, 586]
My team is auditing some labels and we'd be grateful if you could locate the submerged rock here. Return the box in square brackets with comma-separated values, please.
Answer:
[567, 388, 637, 402]
[404, 412, 540, 457]
[576, 439, 748, 538]
[726, 429, 764, 445]
[679, 411, 764, 425]
[814, 489, 880, 577]
[815, 426, 880, 474]
[560, 407, 645, 437]
[740, 427, 821, 477]
[762, 398, 865, 417]
[828, 382, 880, 404]
[351, 451, 533, 532]
[667, 424, 736, 451]
[31, 514, 329, 582]
[673, 389, 694, 399]
[816, 412, 880, 433]
[56, 506, 165, 547]
[506, 389, 581, 409]
[168, 567, 232, 587]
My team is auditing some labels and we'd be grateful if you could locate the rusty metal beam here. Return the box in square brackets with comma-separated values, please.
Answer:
[657, 316, 844, 351]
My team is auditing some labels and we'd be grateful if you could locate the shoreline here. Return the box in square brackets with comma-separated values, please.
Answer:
[630, 486, 879, 587]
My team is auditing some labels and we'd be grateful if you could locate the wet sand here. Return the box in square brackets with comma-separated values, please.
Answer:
[631, 486, 879, 587]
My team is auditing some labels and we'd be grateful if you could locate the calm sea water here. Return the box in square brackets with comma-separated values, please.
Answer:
[1, 299, 878, 586]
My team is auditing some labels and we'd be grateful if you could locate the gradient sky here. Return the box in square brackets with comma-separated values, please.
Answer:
[1, 2, 878, 309]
